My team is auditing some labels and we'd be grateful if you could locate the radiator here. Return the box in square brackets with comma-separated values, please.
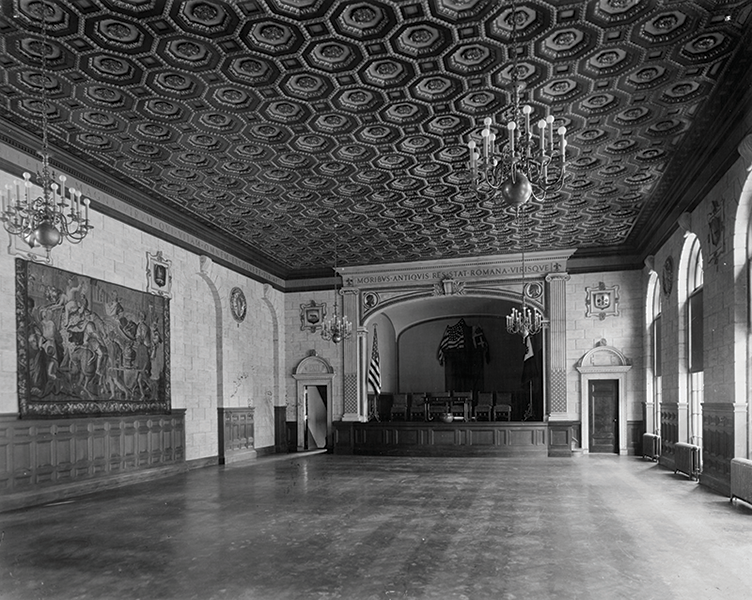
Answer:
[730, 458, 752, 505]
[674, 442, 701, 480]
[642, 433, 660, 461]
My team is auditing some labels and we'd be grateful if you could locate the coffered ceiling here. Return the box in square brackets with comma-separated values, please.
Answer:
[0, 0, 750, 281]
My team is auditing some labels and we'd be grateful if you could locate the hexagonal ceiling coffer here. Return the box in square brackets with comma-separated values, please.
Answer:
[227, 56, 279, 85]
[248, 123, 287, 143]
[248, 20, 302, 53]
[336, 3, 393, 38]
[642, 11, 688, 39]
[312, 113, 353, 134]
[283, 73, 332, 99]
[412, 76, 457, 101]
[305, 40, 361, 71]
[394, 24, 448, 56]
[264, 100, 308, 123]
[446, 43, 498, 74]
[95, 18, 145, 46]
[164, 38, 213, 64]
[333, 88, 383, 112]
[586, 48, 631, 74]
[361, 58, 412, 87]
[178, 0, 236, 32]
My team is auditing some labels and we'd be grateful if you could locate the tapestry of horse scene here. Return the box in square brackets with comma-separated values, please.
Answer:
[16, 260, 170, 417]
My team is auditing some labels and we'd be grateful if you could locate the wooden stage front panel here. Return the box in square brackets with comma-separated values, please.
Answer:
[334, 421, 549, 457]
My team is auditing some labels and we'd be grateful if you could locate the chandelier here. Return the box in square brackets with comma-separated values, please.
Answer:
[321, 237, 352, 344]
[505, 207, 544, 338]
[467, 0, 567, 207]
[1, 1, 93, 254]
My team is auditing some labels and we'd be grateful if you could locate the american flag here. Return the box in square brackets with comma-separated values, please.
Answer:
[437, 319, 467, 365]
[367, 328, 381, 395]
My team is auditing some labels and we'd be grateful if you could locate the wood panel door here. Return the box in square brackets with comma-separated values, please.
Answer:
[305, 385, 328, 450]
[590, 380, 619, 453]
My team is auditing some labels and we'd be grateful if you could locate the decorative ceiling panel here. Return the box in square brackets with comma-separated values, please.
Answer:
[0, 0, 749, 279]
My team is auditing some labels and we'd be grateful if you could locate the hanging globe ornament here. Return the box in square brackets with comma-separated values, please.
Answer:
[500, 169, 532, 207]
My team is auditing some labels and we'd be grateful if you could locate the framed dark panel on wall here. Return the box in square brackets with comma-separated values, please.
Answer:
[15, 259, 171, 418]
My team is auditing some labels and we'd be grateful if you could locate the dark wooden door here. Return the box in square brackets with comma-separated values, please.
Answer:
[590, 380, 618, 453]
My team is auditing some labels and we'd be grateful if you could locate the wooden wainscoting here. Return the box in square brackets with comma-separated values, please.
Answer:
[701, 403, 735, 496]
[334, 421, 549, 457]
[0, 411, 185, 511]
[218, 407, 256, 464]
[659, 403, 679, 471]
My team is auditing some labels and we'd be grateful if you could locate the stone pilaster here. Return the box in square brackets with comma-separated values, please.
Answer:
[545, 273, 570, 418]
[340, 285, 365, 422]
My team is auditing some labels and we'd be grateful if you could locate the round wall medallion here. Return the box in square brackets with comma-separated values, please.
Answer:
[230, 287, 247, 322]
[524, 281, 543, 300]
[662, 256, 674, 296]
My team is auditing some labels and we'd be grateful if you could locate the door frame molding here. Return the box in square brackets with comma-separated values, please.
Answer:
[588, 379, 620, 453]
[576, 344, 632, 455]
[292, 353, 334, 451]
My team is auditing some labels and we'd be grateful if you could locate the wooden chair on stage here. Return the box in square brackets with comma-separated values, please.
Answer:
[390, 394, 409, 421]
[427, 393, 451, 421]
[474, 393, 493, 421]
[450, 391, 472, 421]
[493, 392, 513, 421]
[409, 394, 426, 421]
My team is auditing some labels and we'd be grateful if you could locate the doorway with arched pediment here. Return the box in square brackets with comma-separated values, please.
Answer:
[292, 352, 334, 451]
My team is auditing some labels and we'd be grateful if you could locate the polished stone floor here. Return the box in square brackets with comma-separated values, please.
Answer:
[1, 453, 751, 600]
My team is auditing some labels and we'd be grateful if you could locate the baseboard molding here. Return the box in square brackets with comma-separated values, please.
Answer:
[1, 454, 220, 513]
[255, 445, 276, 458]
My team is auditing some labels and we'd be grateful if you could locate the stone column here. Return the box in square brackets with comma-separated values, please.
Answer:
[340, 285, 364, 422]
[545, 273, 570, 419]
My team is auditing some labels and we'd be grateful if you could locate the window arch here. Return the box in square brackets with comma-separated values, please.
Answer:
[646, 271, 662, 435]
[684, 234, 704, 447]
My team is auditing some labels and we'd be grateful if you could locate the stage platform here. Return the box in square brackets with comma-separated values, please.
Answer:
[333, 420, 574, 457]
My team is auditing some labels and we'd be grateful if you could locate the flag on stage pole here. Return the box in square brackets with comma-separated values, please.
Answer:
[521, 334, 537, 420]
[521, 334, 537, 383]
[367, 327, 381, 395]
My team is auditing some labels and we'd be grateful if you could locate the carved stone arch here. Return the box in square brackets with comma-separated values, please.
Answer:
[577, 344, 630, 369]
[293, 353, 334, 376]
[733, 133, 752, 459]
[361, 287, 546, 329]
[292, 352, 334, 450]
[198, 255, 224, 409]
[576, 343, 632, 455]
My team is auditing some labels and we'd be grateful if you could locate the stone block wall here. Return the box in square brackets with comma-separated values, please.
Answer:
[0, 170, 283, 468]
[565, 270, 646, 424]
[284, 289, 340, 421]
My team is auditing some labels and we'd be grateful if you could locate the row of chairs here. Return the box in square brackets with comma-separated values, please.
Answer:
[388, 392, 512, 422]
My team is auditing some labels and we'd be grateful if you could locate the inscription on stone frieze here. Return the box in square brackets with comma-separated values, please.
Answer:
[350, 262, 562, 287]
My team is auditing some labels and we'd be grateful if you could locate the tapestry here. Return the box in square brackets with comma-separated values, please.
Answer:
[15, 259, 171, 418]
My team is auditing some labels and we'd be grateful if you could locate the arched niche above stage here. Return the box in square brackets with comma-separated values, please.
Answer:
[292, 351, 334, 451]
[575, 341, 632, 455]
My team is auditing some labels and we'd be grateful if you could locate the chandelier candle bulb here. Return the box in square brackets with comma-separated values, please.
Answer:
[50, 182, 58, 212]
[84, 197, 90, 223]
[547, 115, 554, 147]
[58, 175, 67, 210]
[538, 120, 546, 153]
[523, 105, 532, 138]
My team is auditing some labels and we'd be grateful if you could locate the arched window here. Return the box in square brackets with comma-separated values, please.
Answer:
[686, 235, 704, 447]
[647, 272, 662, 434]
